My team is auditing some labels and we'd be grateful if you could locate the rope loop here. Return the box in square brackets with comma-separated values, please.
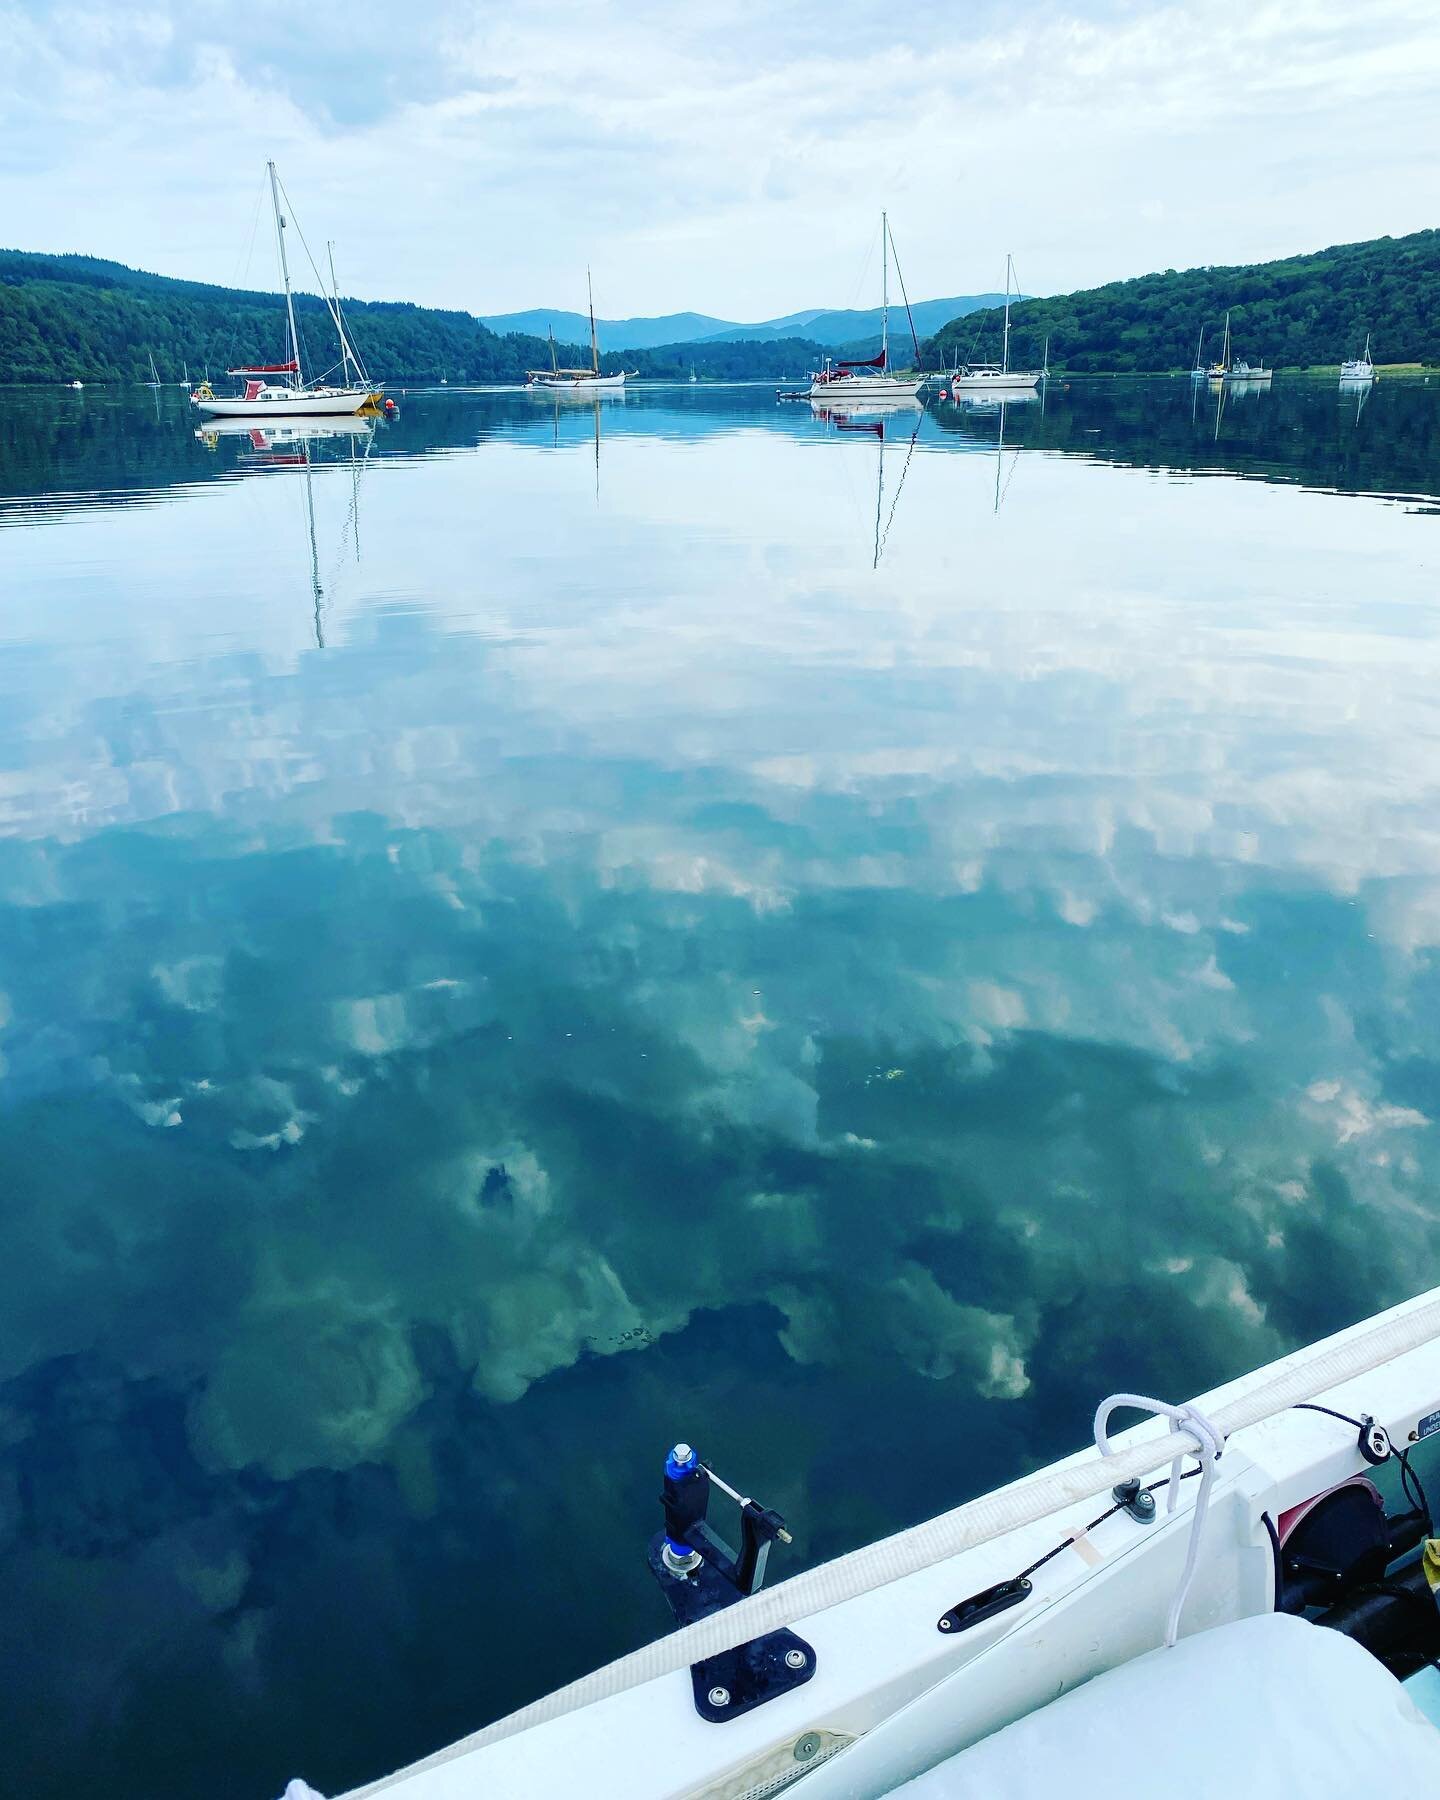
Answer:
[1094, 1392, 1226, 1646]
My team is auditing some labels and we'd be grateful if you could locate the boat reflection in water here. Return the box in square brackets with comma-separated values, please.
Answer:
[935, 386, 1040, 414]
[194, 415, 376, 647]
[810, 397, 922, 566]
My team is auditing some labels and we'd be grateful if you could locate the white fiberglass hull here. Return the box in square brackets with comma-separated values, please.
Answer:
[1339, 365, 1375, 383]
[528, 374, 627, 391]
[948, 370, 1042, 392]
[192, 388, 379, 418]
[332, 1282, 1440, 1800]
[808, 376, 923, 400]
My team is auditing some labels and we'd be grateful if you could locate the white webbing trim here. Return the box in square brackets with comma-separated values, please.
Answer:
[343, 1284, 1440, 1796]
[1094, 1392, 1225, 1645]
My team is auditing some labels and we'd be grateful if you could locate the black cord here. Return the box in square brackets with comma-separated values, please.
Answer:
[1292, 1402, 1433, 1532]
[999, 1406, 1430, 1610]
[1395, 1443, 1434, 1535]
[1293, 1402, 1368, 1431]
[1014, 1469, 1202, 1583]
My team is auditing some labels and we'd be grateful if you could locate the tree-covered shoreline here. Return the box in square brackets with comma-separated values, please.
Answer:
[926, 230, 1440, 374]
[0, 249, 826, 385]
[8, 227, 1439, 386]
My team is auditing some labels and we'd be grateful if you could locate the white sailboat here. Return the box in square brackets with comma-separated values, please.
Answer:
[1340, 334, 1375, 383]
[950, 255, 1043, 393]
[527, 273, 630, 390]
[808, 213, 924, 401]
[190, 163, 380, 419]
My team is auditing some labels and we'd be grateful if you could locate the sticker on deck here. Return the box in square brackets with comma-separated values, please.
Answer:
[1416, 1409, 1440, 1441]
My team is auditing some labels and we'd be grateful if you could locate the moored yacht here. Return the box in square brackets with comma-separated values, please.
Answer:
[1340, 334, 1376, 382]
[949, 255, 1043, 393]
[527, 273, 632, 390]
[190, 163, 380, 419]
[1208, 310, 1272, 383]
[808, 213, 923, 402]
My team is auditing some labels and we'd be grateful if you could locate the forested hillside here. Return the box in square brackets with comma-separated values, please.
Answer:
[926, 231, 1440, 373]
[0, 250, 828, 384]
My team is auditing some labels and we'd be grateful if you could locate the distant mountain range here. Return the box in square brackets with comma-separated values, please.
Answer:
[479, 296, 1011, 352]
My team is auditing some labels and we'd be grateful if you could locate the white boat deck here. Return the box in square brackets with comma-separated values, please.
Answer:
[335, 1284, 1440, 1800]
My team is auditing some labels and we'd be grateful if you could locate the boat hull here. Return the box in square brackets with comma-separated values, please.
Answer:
[527, 374, 627, 391]
[192, 389, 380, 417]
[807, 377, 923, 400]
[948, 371, 1042, 392]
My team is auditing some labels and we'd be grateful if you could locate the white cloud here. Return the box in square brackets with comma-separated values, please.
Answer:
[1, 1, 1437, 315]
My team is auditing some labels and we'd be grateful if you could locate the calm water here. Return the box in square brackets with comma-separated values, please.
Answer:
[3, 377, 1440, 1798]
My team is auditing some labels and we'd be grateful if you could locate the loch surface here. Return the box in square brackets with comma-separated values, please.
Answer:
[2, 376, 1439, 1798]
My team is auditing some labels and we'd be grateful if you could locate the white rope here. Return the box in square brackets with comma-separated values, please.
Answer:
[341, 1284, 1440, 1797]
[1094, 1392, 1225, 1645]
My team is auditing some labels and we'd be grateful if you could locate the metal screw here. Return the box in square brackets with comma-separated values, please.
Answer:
[794, 1733, 822, 1762]
[784, 1648, 807, 1669]
[938, 1616, 953, 1630]
[708, 1686, 731, 1708]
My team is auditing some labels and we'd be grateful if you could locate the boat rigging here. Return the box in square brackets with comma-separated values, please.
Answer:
[190, 162, 382, 418]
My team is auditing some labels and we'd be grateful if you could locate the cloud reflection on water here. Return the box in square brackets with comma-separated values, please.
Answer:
[1, 384, 1439, 1798]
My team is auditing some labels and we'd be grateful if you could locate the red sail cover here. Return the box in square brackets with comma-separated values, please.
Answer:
[226, 361, 299, 375]
[836, 350, 887, 370]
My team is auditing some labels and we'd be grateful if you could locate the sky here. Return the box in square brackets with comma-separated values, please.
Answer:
[2, 0, 1439, 320]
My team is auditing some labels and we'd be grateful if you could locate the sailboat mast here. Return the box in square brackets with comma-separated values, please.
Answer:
[326, 240, 360, 386]
[548, 326, 558, 374]
[1002, 254, 1012, 377]
[1222, 310, 1231, 372]
[587, 268, 599, 375]
[268, 160, 303, 387]
[881, 210, 889, 370]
